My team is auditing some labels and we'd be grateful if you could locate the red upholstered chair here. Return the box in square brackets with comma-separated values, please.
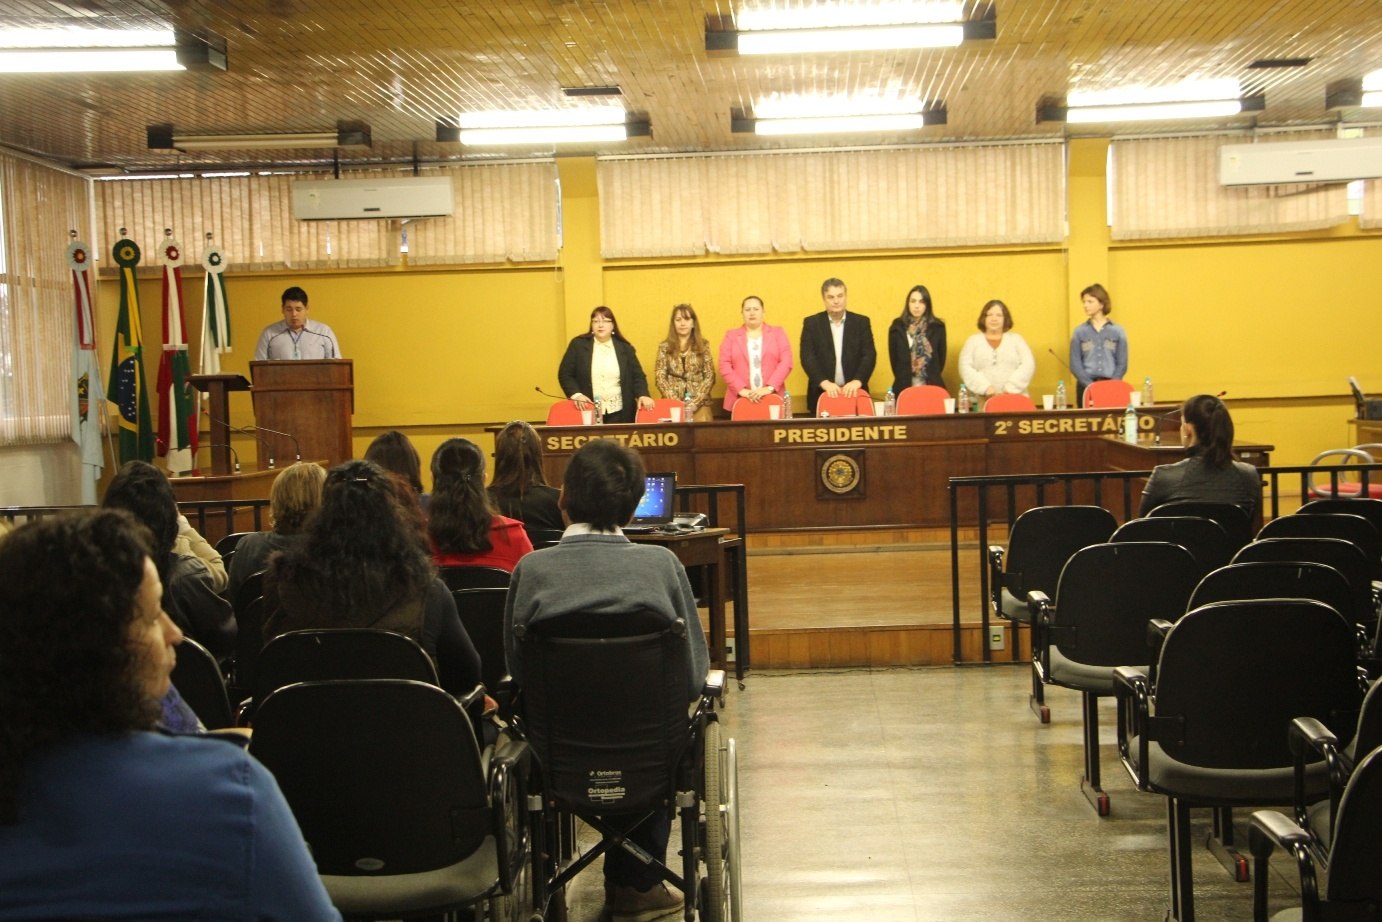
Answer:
[982, 393, 1037, 413]
[635, 398, 686, 424]
[816, 392, 873, 418]
[1307, 447, 1382, 500]
[545, 399, 588, 426]
[730, 393, 784, 421]
[1083, 379, 1135, 408]
[896, 384, 949, 416]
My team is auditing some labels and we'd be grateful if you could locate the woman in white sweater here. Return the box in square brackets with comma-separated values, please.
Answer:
[958, 299, 1036, 397]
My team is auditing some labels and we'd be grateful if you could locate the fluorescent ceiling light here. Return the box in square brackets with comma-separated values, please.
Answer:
[754, 95, 927, 120]
[753, 113, 928, 135]
[457, 108, 627, 129]
[459, 124, 630, 145]
[1066, 100, 1246, 123]
[738, 23, 964, 54]
[147, 123, 370, 152]
[1363, 92, 1382, 108]
[1365, 69, 1382, 91]
[737, 1, 964, 30]
[1067, 78, 1242, 108]
[0, 26, 185, 73]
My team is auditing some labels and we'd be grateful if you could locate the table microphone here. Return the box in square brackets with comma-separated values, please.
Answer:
[200, 443, 241, 473]
[254, 425, 302, 465]
[1047, 348, 1074, 375]
[535, 385, 592, 408]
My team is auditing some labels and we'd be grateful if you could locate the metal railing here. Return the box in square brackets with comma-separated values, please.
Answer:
[948, 462, 1381, 665]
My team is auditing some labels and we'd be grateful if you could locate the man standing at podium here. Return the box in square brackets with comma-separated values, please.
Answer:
[253, 286, 342, 360]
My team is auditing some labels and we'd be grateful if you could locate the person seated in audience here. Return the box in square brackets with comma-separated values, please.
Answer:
[558, 305, 655, 423]
[363, 429, 429, 510]
[958, 299, 1036, 397]
[1140, 393, 1261, 517]
[429, 438, 533, 572]
[172, 512, 228, 593]
[654, 303, 716, 421]
[102, 461, 236, 659]
[488, 420, 564, 531]
[720, 294, 793, 413]
[0, 510, 341, 921]
[504, 439, 708, 921]
[888, 284, 947, 395]
[264, 459, 481, 697]
[226, 461, 326, 604]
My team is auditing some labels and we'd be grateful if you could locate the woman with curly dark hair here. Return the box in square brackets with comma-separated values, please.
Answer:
[488, 420, 563, 531]
[0, 510, 339, 920]
[264, 459, 481, 696]
[429, 438, 533, 572]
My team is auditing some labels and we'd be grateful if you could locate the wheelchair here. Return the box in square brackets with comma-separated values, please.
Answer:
[510, 610, 741, 922]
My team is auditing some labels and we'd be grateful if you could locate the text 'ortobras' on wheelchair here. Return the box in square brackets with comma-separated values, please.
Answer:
[511, 610, 741, 922]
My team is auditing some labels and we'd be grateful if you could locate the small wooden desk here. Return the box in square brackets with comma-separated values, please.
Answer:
[629, 528, 731, 673]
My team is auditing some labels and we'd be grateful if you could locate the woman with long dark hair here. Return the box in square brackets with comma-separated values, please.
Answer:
[428, 438, 533, 571]
[265, 459, 480, 695]
[888, 284, 947, 394]
[557, 305, 654, 424]
[488, 420, 563, 531]
[0, 510, 340, 920]
[1139, 394, 1261, 516]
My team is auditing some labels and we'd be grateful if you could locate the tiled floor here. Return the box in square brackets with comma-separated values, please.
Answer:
[556, 665, 1303, 921]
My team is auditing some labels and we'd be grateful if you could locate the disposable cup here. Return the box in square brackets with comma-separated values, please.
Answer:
[768, 404, 781, 419]
[943, 398, 956, 414]
[580, 409, 593, 425]
[1129, 392, 1143, 407]
[670, 406, 683, 422]
[1042, 394, 1055, 410]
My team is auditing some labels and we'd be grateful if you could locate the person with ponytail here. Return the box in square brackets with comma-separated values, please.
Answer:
[1139, 394, 1261, 516]
[428, 438, 533, 571]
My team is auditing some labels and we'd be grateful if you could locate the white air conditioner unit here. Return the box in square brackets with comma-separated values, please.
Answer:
[291, 175, 455, 220]
[1219, 137, 1382, 186]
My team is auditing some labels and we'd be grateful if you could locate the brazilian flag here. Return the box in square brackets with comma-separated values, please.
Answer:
[107, 237, 154, 463]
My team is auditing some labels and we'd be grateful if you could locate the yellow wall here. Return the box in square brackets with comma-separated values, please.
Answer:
[95, 144, 1382, 484]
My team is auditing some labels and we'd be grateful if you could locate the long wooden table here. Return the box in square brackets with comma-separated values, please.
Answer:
[538, 407, 1189, 531]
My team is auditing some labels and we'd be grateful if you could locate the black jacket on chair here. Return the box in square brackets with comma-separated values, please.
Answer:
[799, 311, 877, 415]
[557, 335, 651, 416]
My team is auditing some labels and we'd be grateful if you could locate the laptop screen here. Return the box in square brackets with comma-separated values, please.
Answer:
[628, 471, 676, 527]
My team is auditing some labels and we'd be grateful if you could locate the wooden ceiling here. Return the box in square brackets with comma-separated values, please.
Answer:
[1, 0, 1379, 174]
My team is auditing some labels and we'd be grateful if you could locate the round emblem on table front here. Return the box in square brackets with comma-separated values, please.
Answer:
[820, 453, 860, 494]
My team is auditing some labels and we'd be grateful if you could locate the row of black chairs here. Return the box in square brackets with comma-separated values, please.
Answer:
[989, 498, 1382, 921]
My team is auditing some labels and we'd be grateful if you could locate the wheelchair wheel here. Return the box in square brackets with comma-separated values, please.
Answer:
[700, 719, 732, 921]
[726, 737, 742, 922]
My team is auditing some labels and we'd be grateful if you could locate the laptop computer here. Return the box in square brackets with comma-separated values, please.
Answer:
[623, 471, 676, 533]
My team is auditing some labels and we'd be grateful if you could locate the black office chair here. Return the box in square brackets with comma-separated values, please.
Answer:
[214, 531, 254, 557]
[1114, 599, 1361, 922]
[249, 679, 530, 921]
[229, 569, 267, 698]
[525, 527, 565, 550]
[242, 628, 439, 723]
[1298, 496, 1382, 539]
[1110, 516, 1234, 578]
[439, 564, 512, 590]
[169, 635, 233, 730]
[1233, 537, 1377, 637]
[1258, 512, 1382, 581]
[1285, 677, 1382, 858]
[1027, 541, 1200, 815]
[1147, 501, 1253, 552]
[452, 587, 508, 697]
[513, 610, 737, 922]
[988, 505, 1117, 720]
[1189, 561, 1356, 637]
[1250, 743, 1382, 922]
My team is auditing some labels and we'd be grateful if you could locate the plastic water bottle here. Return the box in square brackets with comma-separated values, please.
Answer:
[592, 398, 603, 425]
[1055, 380, 1067, 410]
[958, 384, 971, 414]
[683, 391, 694, 423]
[782, 389, 792, 419]
[884, 388, 896, 416]
[1123, 402, 1138, 443]
[1143, 376, 1154, 406]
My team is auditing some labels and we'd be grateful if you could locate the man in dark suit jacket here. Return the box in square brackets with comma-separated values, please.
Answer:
[799, 277, 877, 415]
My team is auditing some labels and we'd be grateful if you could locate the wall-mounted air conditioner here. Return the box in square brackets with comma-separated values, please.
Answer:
[1219, 137, 1382, 186]
[291, 175, 455, 220]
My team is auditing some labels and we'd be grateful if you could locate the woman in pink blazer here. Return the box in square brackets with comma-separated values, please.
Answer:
[718, 295, 794, 413]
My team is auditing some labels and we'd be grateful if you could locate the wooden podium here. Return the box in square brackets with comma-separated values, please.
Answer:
[249, 360, 354, 469]
[188, 373, 250, 476]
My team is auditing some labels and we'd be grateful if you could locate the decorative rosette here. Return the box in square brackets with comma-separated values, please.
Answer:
[162, 238, 184, 267]
[66, 240, 91, 272]
[202, 246, 226, 274]
[113, 238, 141, 268]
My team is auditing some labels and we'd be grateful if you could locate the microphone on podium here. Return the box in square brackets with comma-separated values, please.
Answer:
[200, 443, 242, 473]
[535, 385, 591, 408]
[1047, 348, 1074, 375]
[254, 425, 302, 466]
